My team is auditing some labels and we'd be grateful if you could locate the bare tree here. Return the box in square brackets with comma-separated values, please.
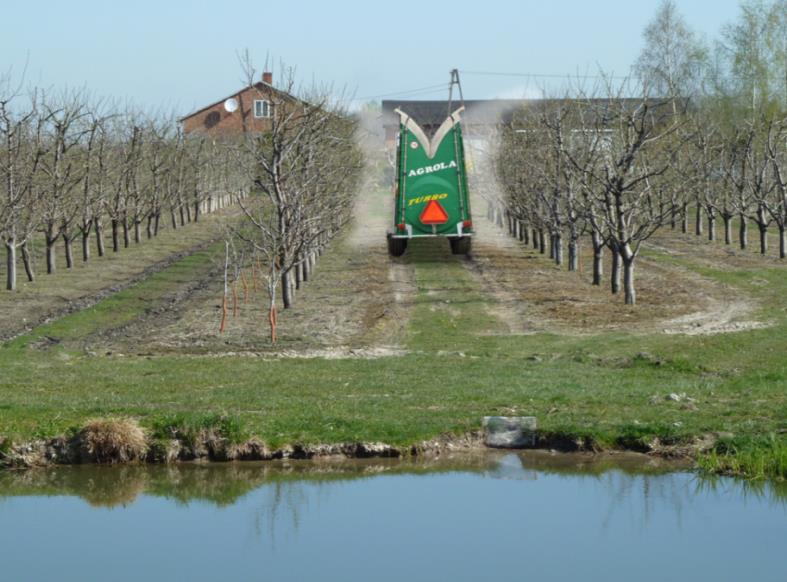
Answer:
[745, 116, 776, 254]
[229, 68, 362, 341]
[684, 114, 722, 241]
[0, 85, 45, 290]
[723, 125, 756, 250]
[87, 112, 112, 258]
[761, 117, 787, 255]
[574, 91, 683, 304]
[0, 77, 248, 294]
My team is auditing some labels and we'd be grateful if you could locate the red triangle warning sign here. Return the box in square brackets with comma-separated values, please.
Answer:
[420, 200, 449, 225]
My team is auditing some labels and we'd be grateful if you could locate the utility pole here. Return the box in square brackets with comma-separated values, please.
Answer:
[447, 69, 465, 115]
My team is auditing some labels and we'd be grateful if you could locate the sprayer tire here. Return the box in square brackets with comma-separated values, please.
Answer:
[450, 236, 472, 256]
[387, 234, 407, 257]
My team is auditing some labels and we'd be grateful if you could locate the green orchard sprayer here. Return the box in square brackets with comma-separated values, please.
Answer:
[387, 70, 473, 257]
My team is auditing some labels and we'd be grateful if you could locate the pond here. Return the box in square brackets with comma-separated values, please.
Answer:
[0, 451, 784, 582]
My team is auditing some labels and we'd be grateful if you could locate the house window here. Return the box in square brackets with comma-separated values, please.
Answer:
[254, 100, 271, 119]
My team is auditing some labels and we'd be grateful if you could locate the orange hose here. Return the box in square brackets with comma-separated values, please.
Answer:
[232, 283, 239, 317]
[269, 305, 278, 344]
[219, 294, 228, 333]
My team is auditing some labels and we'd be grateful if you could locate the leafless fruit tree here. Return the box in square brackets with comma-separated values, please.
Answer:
[226, 70, 363, 342]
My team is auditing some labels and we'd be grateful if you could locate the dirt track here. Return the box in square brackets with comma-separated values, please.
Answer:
[462, 209, 765, 337]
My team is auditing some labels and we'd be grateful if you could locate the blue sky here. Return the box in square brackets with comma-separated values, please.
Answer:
[2, 0, 744, 113]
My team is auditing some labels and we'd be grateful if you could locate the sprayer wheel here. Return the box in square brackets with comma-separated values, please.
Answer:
[450, 236, 472, 256]
[387, 234, 407, 257]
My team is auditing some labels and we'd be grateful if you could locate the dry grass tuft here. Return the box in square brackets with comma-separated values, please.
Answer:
[79, 418, 148, 464]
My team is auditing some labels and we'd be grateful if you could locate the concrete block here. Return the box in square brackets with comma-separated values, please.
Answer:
[483, 416, 537, 448]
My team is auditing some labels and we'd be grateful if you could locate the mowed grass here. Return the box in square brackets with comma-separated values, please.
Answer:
[0, 230, 786, 479]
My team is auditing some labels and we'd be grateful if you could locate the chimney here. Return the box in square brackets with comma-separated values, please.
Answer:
[262, 71, 273, 85]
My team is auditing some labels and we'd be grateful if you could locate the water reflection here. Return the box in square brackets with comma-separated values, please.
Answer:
[0, 451, 783, 510]
[0, 452, 784, 582]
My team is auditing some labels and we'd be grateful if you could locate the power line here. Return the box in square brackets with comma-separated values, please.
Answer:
[354, 83, 450, 102]
[380, 87, 451, 100]
[460, 70, 629, 80]
[354, 70, 631, 103]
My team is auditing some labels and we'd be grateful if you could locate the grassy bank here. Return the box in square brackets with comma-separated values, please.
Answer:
[0, 230, 785, 480]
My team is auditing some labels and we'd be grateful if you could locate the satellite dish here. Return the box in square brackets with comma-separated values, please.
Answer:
[224, 98, 239, 113]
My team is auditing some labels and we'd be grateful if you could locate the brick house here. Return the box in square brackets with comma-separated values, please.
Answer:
[180, 72, 294, 135]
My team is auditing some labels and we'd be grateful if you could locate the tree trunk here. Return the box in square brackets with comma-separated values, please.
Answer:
[610, 247, 621, 294]
[295, 260, 302, 290]
[95, 220, 105, 257]
[111, 219, 120, 252]
[521, 222, 529, 244]
[708, 211, 716, 242]
[45, 223, 57, 275]
[532, 229, 539, 249]
[623, 258, 636, 305]
[281, 270, 293, 309]
[568, 238, 578, 272]
[554, 232, 563, 266]
[695, 203, 703, 236]
[538, 230, 546, 254]
[739, 214, 748, 250]
[133, 220, 141, 244]
[5, 239, 16, 291]
[757, 205, 768, 255]
[193, 200, 200, 223]
[81, 220, 93, 262]
[82, 229, 91, 263]
[779, 225, 786, 259]
[303, 256, 311, 282]
[123, 217, 130, 248]
[759, 225, 768, 255]
[63, 232, 74, 269]
[46, 239, 56, 275]
[21, 241, 34, 282]
[592, 230, 603, 286]
[170, 209, 178, 230]
[154, 212, 160, 236]
[146, 215, 153, 239]
[723, 216, 732, 245]
[681, 202, 689, 233]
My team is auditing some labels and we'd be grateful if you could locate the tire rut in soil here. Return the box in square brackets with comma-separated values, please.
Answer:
[4, 237, 222, 346]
